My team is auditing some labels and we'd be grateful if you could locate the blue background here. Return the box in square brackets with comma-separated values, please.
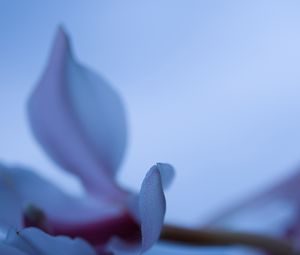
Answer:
[1, 1, 300, 254]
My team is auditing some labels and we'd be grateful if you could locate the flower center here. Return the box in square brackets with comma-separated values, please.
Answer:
[24, 206, 140, 245]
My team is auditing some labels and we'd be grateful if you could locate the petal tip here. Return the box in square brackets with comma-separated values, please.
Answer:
[53, 25, 70, 52]
[155, 163, 175, 189]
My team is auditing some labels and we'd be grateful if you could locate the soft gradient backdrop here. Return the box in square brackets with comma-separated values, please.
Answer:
[1, 0, 300, 254]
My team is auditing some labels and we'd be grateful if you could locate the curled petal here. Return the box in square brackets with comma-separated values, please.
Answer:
[155, 163, 175, 189]
[27, 27, 126, 198]
[139, 163, 174, 252]
[3, 228, 97, 255]
[106, 163, 175, 254]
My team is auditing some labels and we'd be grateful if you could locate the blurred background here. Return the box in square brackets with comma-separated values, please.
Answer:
[1, 0, 300, 254]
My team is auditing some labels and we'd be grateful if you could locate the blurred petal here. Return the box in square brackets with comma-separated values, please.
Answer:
[139, 163, 175, 252]
[205, 170, 300, 239]
[0, 165, 22, 231]
[0, 165, 139, 245]
[0, 189, 22, 231]
[4, 228, 97, 255]
[27, 27, 126, 198]
[106, 236, 140, 255]
[0, 243, 27, 255]
[68, 56, 127, 176]
[0, 165, 122, 223]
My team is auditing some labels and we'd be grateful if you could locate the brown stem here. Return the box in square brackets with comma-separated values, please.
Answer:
[160, 224, 298, 255]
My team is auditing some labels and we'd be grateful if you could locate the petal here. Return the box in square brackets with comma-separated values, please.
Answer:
[0, 165, 139, 245]
[0, 243, 27, 255]
[3, 228, 97, 255]
[156, 163, 175, 189]
[139, 163, 175, 252]
[0, 164, 22, 231]
[106, 237, 140, 255]
[105, 163, 174, 254]
[0, 165, 121, 223]
[205, 170, 300, 239]
[27, 27, 126, 198]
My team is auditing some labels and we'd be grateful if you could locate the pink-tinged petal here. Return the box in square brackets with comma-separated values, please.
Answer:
[139, 163, 175, 252]
[0, 165, 140, 246]
[4, 228, 97, 255]
[27, 27, 126, 199]
[205, 170, 300, 239]
[1, 166, 120, 222]
[67, 55, 127, 177]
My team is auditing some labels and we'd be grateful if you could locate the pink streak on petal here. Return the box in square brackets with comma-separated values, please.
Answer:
[24, 211, 140, 246]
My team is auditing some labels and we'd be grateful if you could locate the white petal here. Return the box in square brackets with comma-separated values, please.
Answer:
[139, 163, 174, 252]
[0, 164, 22, 231]
[0, 165, 124, 224]
[28, 27, 126, 198]
[4, 228, 97, 255]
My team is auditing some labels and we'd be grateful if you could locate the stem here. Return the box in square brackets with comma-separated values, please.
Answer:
[160, 224, 298, 255]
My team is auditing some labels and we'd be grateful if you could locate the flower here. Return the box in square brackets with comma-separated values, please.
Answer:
[0, 27, 174, 254]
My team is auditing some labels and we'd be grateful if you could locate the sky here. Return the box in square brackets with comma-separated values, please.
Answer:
[1, 1, 300, 254]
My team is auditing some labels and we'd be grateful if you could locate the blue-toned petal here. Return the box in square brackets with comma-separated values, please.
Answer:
[0, 165, 124, 224]
[139, 163, 175, 252]
[4, 228, 97, 255]
[105, 163, 174, 254]
[106, 237, 139, 255]
[156, 163, 175, 189]
[0, 165, 22, 231]
[0, 243, 27, 255]
[27, 27, 126, 198]
[67, 56, 127, 176]
[205, 170, 300, 239]
[0, 190, 22, 231]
